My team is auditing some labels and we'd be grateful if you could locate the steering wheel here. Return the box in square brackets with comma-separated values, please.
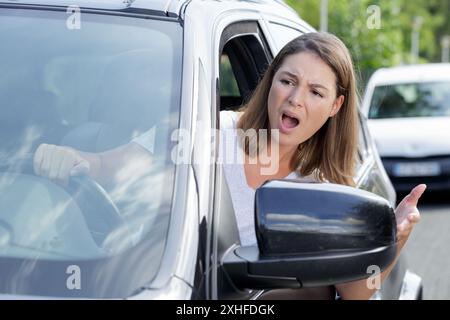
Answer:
[0, 153, 127, 248]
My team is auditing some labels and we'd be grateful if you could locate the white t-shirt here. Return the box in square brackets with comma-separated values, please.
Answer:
[219, 110, 318, 246]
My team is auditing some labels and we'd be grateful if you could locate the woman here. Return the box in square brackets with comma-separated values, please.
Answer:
[34, 32, 425, 300]
[219, 32, 425, 299]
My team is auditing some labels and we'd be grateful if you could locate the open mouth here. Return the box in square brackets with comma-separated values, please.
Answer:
[280, 112, 300, 131]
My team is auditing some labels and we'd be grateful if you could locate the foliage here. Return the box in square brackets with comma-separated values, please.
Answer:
[285, 0, 449, 86]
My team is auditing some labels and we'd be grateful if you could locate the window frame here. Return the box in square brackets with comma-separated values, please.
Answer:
[217, 21, 273, 110]
[210, 20, 273, 300]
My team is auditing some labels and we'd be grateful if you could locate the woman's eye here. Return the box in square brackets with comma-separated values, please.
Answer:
[281, 79, 293, 86]
[312, 90, 323, 98]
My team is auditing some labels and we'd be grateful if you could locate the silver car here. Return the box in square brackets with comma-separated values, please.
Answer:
[0, 0, 421, 300]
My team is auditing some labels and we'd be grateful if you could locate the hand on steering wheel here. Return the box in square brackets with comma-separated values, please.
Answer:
[33, 143, 90, 186]
[8, 149, 130, 249]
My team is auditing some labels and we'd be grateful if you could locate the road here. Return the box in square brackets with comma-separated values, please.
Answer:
[400, 191, 450, 300]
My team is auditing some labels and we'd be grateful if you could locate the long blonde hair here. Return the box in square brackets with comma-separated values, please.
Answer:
[237, 32, 358, 186]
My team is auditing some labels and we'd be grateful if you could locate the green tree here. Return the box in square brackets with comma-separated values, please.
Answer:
[430, 0, 450, 62]
[286, 0, 447, 85]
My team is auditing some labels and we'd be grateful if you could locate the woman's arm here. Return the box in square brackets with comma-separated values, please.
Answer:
[33, 142, 152, 188]
[335, 184, 426, 300]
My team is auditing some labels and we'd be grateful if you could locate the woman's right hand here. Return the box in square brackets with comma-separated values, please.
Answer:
[33, 143, 91, 185]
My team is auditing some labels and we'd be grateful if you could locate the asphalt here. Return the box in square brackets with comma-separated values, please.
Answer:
[400, 191, 450, 300]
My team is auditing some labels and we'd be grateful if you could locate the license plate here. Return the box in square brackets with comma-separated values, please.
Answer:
[392, 162, 441, 177]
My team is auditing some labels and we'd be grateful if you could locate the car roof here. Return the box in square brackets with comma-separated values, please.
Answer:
[0, 0, 296, 18]
[369, 63, 450, 86]
[0, 0, 179, 16]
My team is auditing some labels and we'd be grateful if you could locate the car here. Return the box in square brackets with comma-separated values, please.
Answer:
[362, 63, 450, 193]
[0, 0, 422, 300]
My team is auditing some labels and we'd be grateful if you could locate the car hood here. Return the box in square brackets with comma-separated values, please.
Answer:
[367, 117, 450, 157]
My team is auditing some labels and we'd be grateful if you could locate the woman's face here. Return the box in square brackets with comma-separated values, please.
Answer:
[267, 51, 344, 149]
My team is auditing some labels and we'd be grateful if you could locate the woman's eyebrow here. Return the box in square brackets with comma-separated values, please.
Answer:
[279, 71, 329, 91]
[309, 83, 329, 91]
[279, 71, 298, 79]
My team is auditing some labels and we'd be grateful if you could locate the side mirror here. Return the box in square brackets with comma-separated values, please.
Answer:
[223, 180, 397, 289]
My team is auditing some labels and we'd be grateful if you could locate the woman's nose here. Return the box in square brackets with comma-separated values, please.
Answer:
[288, 87, 304, 108]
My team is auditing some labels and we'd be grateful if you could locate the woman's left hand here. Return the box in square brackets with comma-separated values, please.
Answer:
[394, 184, 426, 247]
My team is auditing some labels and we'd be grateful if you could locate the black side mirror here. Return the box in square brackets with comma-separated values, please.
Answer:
[223, 180, 397, 290]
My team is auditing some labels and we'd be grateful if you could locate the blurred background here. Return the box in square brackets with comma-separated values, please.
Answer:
[286, 0, 450, 86]
[286, 0, 450, 300]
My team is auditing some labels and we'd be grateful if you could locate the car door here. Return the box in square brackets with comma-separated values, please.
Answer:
[209, 20, 274, 300]
[356, 111, 396, 205]
[209, 15, 317, 300]
[355, 111, 409, 300]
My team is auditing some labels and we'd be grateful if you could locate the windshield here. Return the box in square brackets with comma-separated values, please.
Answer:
[0, 7, 182, 298]
[368, 81, 450, 119]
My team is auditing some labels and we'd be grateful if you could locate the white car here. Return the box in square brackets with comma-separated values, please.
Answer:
[362, 64, 450, 192]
